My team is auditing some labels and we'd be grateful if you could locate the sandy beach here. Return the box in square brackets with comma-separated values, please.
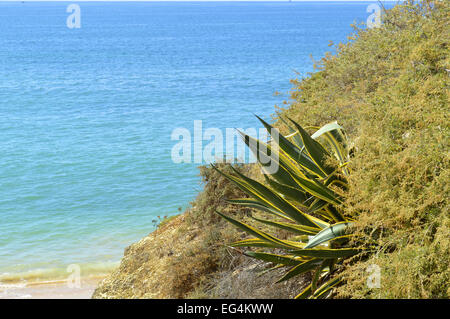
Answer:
[0, 277, 103, 299]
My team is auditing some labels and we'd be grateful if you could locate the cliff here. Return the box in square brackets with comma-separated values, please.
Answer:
[93, 165, 307, 298]
[94, 1, 449, 299]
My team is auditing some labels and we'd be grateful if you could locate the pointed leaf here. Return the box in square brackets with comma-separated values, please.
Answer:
[311, 122, 344, 140]
[216, 211, 305, 249]
[277, 259, 321, 283]
[295, 283, 312, 299]
[290, 172, 342, 206]
[313, 276, 342, 299]
[212, 164, 318, 227]
[245, 251, 304, 266]
[228, 165, 321, 228]
[230, 238, 281, 248]
[264, 176, 308, 206]
[256, 116, 325, 178]
[288, 117, 334, 176]
[226, 198, 293, 221]
[290, 247, 361, 259]
[251, 216, 319, 236]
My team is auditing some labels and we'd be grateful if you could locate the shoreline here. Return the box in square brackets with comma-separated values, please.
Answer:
[0, 261, 119, 298]
[0, 276, 105, 299]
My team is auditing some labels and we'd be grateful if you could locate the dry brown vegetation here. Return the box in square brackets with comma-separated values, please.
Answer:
[93, 164, 306, 298]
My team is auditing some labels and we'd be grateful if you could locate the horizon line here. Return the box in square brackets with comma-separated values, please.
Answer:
[0, 0, 401, 2]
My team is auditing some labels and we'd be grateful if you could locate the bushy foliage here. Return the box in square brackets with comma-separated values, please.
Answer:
[276, 0, 448, 298]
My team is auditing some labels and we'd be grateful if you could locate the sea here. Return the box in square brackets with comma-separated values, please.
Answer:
[0, 1, 394, 289]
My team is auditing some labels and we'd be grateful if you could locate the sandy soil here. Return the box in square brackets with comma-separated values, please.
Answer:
[0, 277, 103, 299]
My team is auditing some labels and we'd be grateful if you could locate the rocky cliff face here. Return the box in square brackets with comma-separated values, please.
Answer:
[93, 165, 306, 299]
[92, 211, 305, 299]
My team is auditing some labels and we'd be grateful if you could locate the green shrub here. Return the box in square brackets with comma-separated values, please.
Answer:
[276, 0, 449, 298]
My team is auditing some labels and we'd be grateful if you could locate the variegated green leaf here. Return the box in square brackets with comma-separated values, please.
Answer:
[290, 247, 361, 259]
[264, 176, 308, 206]
[251, 216, 319, 236]
[288, 117, 334, 177]
[304, 222, 352, 249]
[226, 198, 293, 221]
[230, 238, 280, 248]
[212, 164, 319, 228]
[239, 131, 301, 188]
[245, 251, 304, 266]
[256, 116, 325, 178]
[290, 172, 342, 206]
[295, 283, 313, 299]
[313, 276, 342, 299]
[277, 259, 321, 283]
[228, 165, 321, 228]
[216, 211, 305, 249]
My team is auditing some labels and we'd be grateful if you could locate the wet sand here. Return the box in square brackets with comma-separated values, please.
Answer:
[0, 277, 103, 299]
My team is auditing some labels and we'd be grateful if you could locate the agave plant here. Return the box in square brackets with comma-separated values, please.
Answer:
[213, 115, 361, 299]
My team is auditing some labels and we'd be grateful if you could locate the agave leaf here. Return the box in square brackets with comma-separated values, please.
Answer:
[327, 234, 353, 246]
[320, 132, 347, 163]
[307, 199, 338, 225]
[311, 260, 328, 293]
[296, 274, 342, 300]
[226, 198, 293, 221]
[295, 283, 313, 299]
[264, 176, 308, 206]
[228, 165, 321, 228]
[276, 113, 304, 149]
[324, 206, 346, 222]
[308, 217, 331, 229]
[290, 247, 361, 259]
[216, 211, 305, 249]
[288, 117, 334, 177]
[276, 259, 321, 283]
[311, 122, 344, 140]
[257, 264, 285, 277]
[307, 198, 328, 214]
[251, 216, 319, 236]
[311, 122, 350, 176]
[249, 178, 331, 230]
[255, 116, 325, 178]
[304, 222, 352, 249]
[240, 130, 320, 192]
[290, 172, 342, 206]
[327, 178, 349, 192]
[212, 164, 319, 228]
[312, 276, 342, 299]
[230, 238, 281, 248]
[245, 251, 304, 266]
[239, 131, 301, 188]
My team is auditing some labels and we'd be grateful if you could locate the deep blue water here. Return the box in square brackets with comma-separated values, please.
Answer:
[0, 1, 391, 282]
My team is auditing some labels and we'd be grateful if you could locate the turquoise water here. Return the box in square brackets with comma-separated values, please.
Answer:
[0, 1, 387, 283]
